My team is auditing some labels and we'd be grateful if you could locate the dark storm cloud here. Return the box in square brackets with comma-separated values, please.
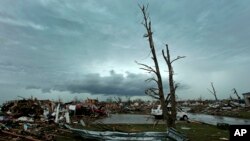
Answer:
[27, 71, 154, 96]
[1, 0, 250, 101]
[26, 70, 189, 96]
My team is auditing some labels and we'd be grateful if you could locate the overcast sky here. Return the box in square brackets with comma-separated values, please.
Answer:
[0, 0, 250, 104]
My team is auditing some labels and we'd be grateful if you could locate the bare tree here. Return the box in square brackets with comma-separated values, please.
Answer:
[137, 4, 185, 128]
[232, 88, 241, 100]
[162, 44, 185, 127]
[136, 4, 168, 125]
[207, 82, 218, 101]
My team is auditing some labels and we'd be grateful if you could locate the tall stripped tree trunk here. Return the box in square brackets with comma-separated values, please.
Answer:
[137, 5, 167, 125]
[137, 4, 185, 128]
[162, 44, 185, 128]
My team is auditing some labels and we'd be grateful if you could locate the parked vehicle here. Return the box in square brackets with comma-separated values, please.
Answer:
[151, 105, 188, 120]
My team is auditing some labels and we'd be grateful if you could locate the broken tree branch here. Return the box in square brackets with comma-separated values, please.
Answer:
[171, 56, 186, 64]
[145, 77, 158, 84]
[207, 88, 214, 95]
[135, 61, 157, 74]
[145, 88, 160, 99]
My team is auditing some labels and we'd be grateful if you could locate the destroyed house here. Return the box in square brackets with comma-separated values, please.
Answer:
[243, 92, 250, 106]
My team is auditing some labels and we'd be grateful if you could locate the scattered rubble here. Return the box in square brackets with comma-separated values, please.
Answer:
[0, 96, 162, 140]
[182, 99, 250, 118]
[0, 97, 111, 140]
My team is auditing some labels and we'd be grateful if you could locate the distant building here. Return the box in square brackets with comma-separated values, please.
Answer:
[242, 92, 250, 106]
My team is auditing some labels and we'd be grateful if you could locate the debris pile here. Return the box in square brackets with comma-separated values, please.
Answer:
[1, 99, 43, 119]
[105, 100, 153, 114]
[186, 99, 250, 118]
[0, 98, 109, 140]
